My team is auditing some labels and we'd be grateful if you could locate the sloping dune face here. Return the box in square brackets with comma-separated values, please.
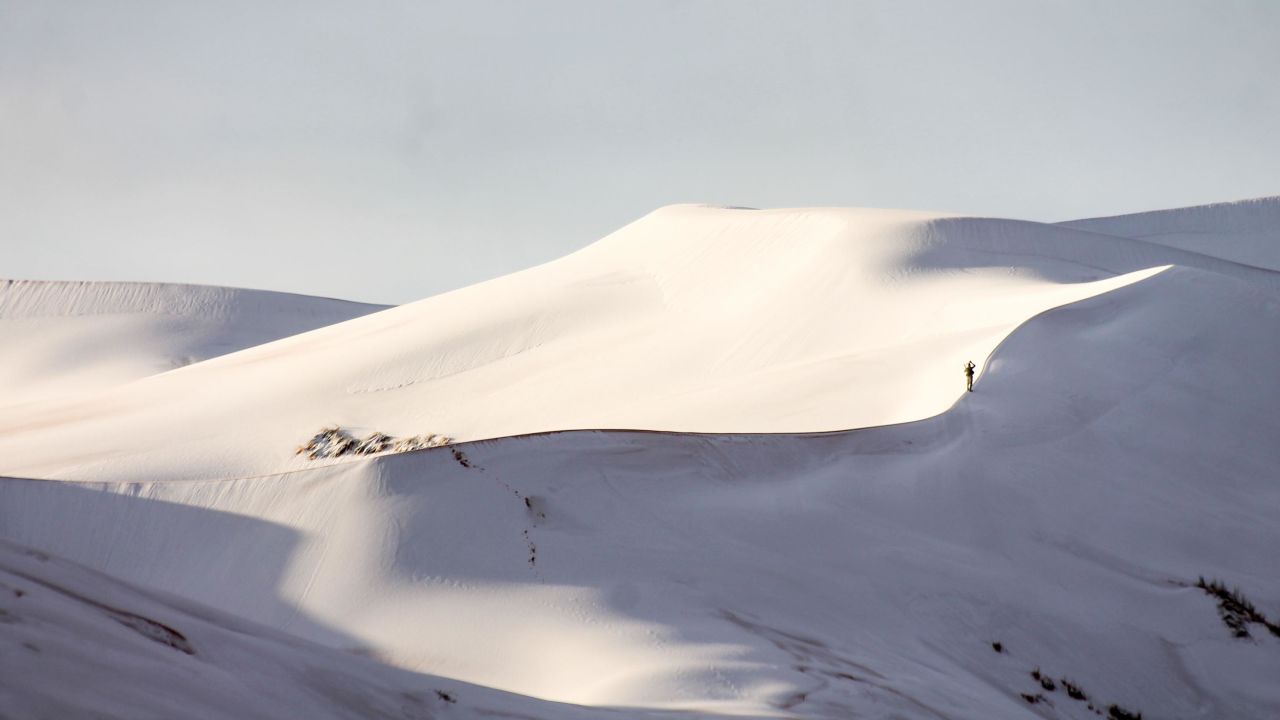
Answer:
[0, 540, 630, 720]
[0, 206, 1208, 481]
[3, 264, 1279, 718]
[1060, 195, 1280, 272]
[2, 200, 1279, 718]
[0, 280, 386, 406]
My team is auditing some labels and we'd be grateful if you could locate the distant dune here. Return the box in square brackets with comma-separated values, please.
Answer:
[1060, 195, 1280, 271]
[0, 280, 385, 406]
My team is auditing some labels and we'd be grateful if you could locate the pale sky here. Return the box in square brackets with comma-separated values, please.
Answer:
[2, 1, 1278, 304]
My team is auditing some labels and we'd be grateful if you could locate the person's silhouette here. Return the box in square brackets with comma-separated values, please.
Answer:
[964, 361, 976, 392]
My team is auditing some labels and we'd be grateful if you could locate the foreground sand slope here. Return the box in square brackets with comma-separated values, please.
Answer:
[4, 262, 1279, 717]
[0, 539, 711, 720]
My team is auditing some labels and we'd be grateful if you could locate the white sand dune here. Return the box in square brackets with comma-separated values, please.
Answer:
[0, 539, 661, 720]
[1060, 195, 1280, 272]
[2, 200, 1279, 718]
[3, 204, 1270, 482]
[0, 280, 384, 406]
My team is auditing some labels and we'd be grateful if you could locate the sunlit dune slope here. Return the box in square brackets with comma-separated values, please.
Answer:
[4, 262, 1278, 717]
[0, 280, 385, 406]
[1, 204, 1253, 482]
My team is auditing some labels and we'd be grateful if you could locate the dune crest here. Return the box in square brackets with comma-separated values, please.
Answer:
[0, 205, 1216, 482]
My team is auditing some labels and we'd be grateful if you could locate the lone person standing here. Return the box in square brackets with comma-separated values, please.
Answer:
[964, 361, 976, 392]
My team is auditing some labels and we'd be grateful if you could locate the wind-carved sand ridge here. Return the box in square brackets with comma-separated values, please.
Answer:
[2, 197, 1279, 719]
[0, 203, 1239, 482]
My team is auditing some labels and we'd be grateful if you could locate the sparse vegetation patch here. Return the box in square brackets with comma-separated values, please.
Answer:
[296, 427, 451, 460]
[988, 642, 1125, 717]
[451, 448, 472, 468]
[1107, 704, 1142, 720]
[1194, 577, 1280, 639]
[1062, 678, 1087, 701]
